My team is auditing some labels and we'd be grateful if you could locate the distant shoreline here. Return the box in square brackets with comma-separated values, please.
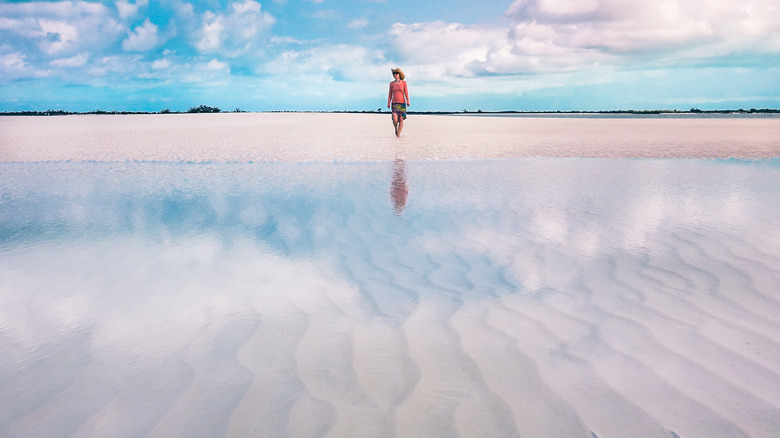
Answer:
[2, 108, 779, 117]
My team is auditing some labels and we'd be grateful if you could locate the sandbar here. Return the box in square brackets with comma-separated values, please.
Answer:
[1, 113, 778, 162]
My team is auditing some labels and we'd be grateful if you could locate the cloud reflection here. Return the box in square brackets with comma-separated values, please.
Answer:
[2, 159, 780, 436]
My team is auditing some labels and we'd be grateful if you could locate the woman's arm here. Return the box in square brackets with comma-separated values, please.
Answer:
[404, 81, 410, 106]
[387, 83, 393, 108]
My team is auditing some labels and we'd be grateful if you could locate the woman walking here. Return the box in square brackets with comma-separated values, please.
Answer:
[387, 68, 410, 137]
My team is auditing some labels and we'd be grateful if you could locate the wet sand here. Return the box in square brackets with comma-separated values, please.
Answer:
[1, 114, 780, 437]
[1, 112, 778, 162]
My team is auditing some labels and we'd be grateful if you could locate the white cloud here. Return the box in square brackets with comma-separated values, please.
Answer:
[176, 58, 232, 83]
[204, 58, 229, 71]
[38, 19, 80, 54]
[388, 19, 614, 79]
[116, 0, 149, 20]
[116, 1, 137, 19]
[0, 17, 23, 32]
[88, 54, 143, 77]
[347, 18, 369, 29]
[170, 0, 195, 19]
[0, 52, 27, 72]
[1, 0, 777, 111]
[51, 52, 90, 67]
[390, 22, 508, 78]
[151, 58, 170, 70]
[197, 11, 224, 52]
[262, 44, 385, 81]
[536, 0, 598, 15]
[504, 0, 780, 55]
[271, 36, 303, 45]
[255, 43, 390, 104]
[233, 0, 262, 14]
[195, 1, 275, 55]
[122, 19, 158, 51]
[385, 0, 780, 80]
[0, 2, 123, 58]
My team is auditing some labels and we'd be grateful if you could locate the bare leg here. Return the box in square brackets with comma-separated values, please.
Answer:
[392, 113, 399, 136]
[396, 116, 404, 137]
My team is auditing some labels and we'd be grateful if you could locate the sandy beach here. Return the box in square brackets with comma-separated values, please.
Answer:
[1, 112, 779, 162]
[2, 114, 780, 438]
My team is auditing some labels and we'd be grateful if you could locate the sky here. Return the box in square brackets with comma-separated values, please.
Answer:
[1, 0, 779, 112]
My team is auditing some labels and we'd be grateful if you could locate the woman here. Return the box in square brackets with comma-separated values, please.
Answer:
[387, 68, 410, 137]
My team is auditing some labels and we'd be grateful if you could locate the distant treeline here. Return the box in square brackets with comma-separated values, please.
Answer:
[1, 105, 244, 116]
[2, 107, 779, 116]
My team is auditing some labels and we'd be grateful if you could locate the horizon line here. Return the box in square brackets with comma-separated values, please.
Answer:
[3, 108, 779, 116]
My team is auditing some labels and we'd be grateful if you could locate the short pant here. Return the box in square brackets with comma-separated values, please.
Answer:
[392, 103, 407, 119]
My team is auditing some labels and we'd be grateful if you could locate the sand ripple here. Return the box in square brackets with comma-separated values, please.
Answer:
[1, 159, 779, 437]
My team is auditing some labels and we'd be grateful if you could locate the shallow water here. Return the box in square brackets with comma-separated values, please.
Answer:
[2, 158, 780, 437]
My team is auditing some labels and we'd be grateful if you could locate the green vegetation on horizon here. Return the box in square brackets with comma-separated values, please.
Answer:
[2, 107, 779, 116]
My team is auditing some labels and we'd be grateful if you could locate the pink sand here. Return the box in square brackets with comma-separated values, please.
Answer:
[1, 113, 778, 162]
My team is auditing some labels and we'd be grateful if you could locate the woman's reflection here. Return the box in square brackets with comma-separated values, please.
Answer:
[390, 158, 409, 215]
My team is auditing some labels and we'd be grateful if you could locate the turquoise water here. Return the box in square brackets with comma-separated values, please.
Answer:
[2, 158, 780, 437]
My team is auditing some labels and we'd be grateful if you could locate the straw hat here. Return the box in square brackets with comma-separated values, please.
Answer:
[391, 68, 405, 80]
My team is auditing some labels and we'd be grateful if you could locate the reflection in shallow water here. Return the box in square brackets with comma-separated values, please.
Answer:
[390, 158, 409, 215]
[1, 159, 780, 437]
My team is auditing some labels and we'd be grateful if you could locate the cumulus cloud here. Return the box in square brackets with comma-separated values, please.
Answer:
[504, 0, 716, 53]
[37, 19, 79, 54]
[0, 2, 123, 66]
[233, 0, 262, 14]
[509, 0, 780, 59]
[151, 58, 170, 70]
[122, 19, 158, 51]
[1, 0, 777, 110]
[389, 22, 508, 78]
[116, 0, 149, 20]
[0, 52, 28, 73]
[386, 0, 780, 79]
[533, 0, 599, 16]
[197, 11, 223, 52]
[262, 44, 386, 81]
[195, 0, 275, 55]
[253, 43, 391, 105]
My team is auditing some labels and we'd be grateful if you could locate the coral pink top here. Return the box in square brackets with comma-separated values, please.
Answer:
[388, 80, 409, 105]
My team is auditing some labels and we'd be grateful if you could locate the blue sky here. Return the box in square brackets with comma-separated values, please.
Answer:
[1, 0, 779, 112]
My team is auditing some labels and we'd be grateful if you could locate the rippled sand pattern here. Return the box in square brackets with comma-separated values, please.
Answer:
[1, 158, 779, 437]
[1, 113, 779, 162]
[2, 114, 780, 437]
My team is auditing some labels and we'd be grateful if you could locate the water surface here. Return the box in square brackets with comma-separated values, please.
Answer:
[1, 158, 780, 437]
